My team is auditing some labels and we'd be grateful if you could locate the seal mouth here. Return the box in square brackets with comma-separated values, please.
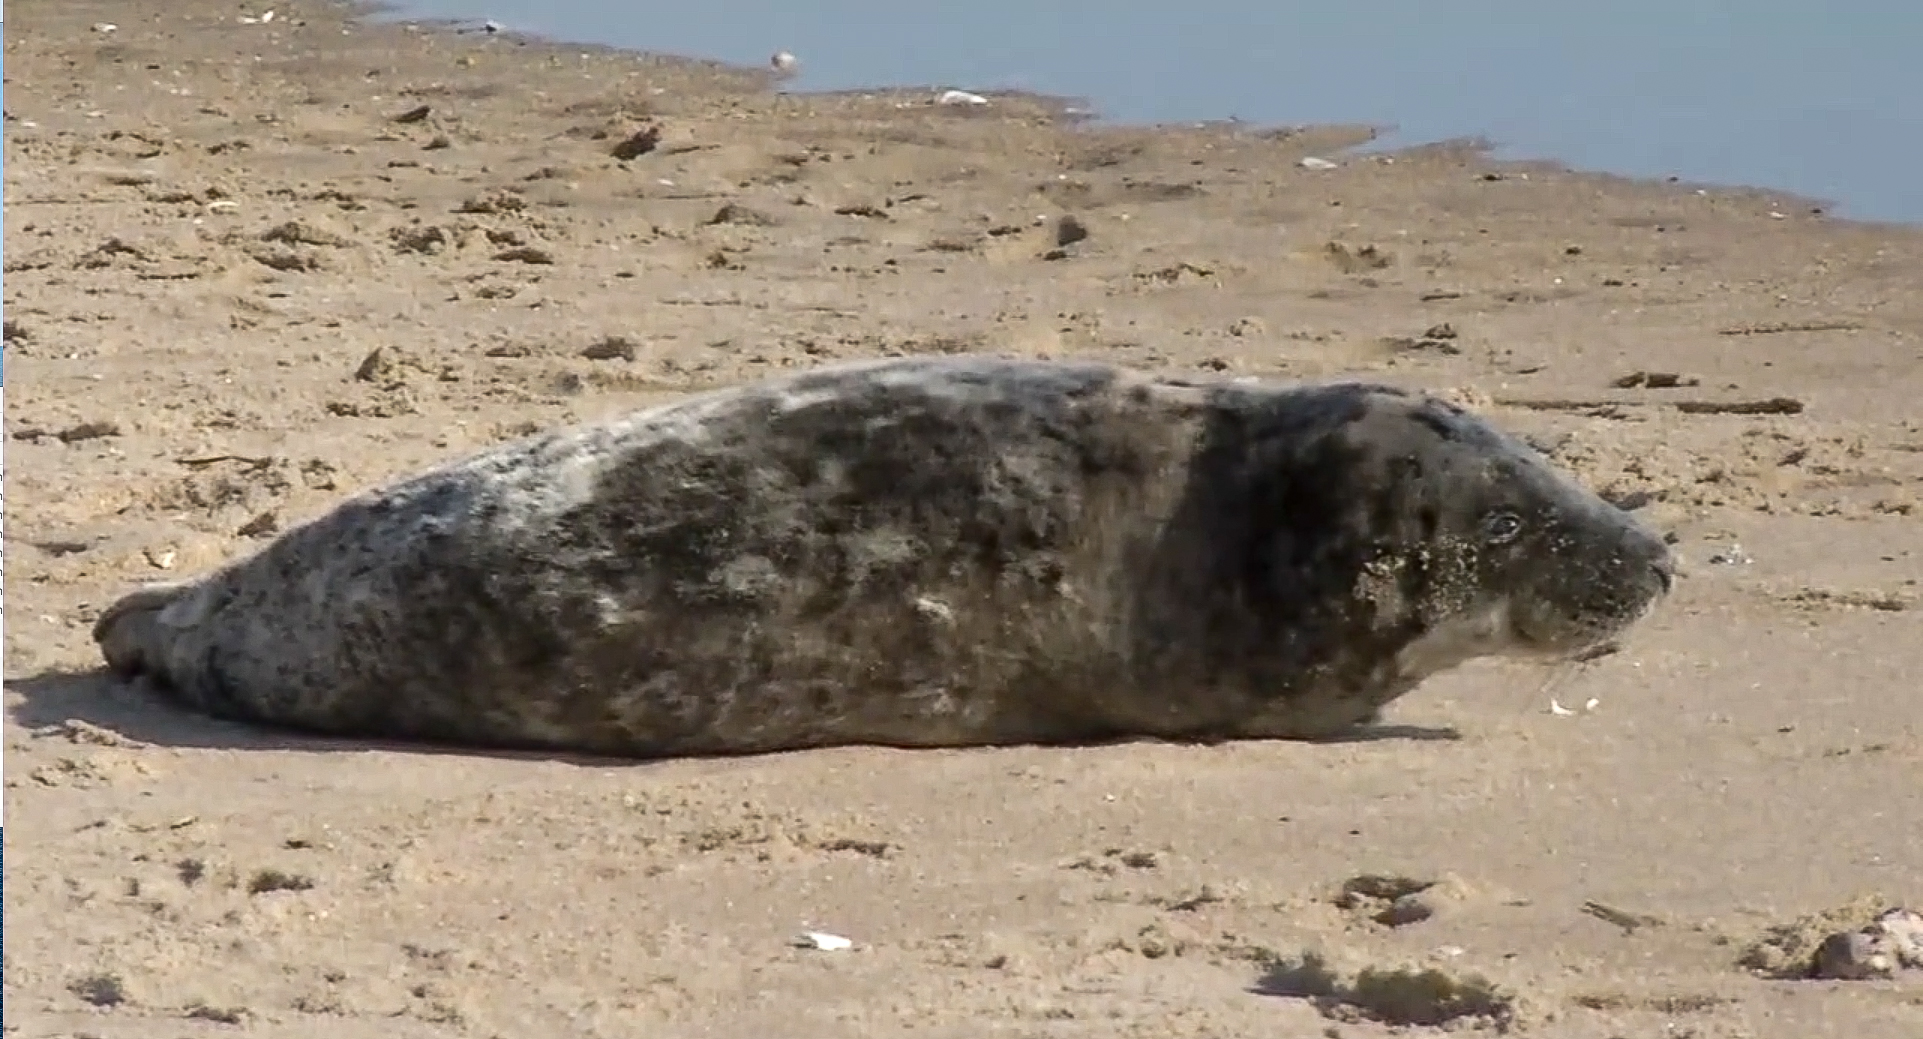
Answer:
[1518, 563, 1671, 663]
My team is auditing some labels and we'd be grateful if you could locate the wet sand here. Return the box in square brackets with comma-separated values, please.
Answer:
[5, 1, 1922, 1035]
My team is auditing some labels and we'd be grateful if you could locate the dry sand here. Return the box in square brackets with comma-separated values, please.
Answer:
[5, 1, 1923, 1035]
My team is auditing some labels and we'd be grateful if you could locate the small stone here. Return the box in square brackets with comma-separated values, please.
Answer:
[705, 203, 775, 227]
[237, 511, 280, 539]
[1869, 908, 1923, 968]
[610, 125, 663, 161]
[491, 246, 554, 265]
[355, 347, 390, 382]
[1811, 930, 1897, 980]
[1055, 215, 1089, 248]
[456, 190, 525, 215]
[794, 931, 853, 951]
[580, 336, 638, 362]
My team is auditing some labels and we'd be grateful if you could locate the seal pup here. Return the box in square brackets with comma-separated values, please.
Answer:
[94, 356, 1674, 757]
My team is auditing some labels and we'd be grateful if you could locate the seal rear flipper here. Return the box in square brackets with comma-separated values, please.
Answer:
[92, 579, 211, 681]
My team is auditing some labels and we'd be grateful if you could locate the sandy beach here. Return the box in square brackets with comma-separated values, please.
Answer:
[5, 1, 1922, 1035]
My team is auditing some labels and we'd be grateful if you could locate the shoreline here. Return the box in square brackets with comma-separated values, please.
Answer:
[355, 0, 1898, 228]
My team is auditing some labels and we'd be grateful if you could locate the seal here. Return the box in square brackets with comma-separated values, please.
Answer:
[93, 356, 1674, 757]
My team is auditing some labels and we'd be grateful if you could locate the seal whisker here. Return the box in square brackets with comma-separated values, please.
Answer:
[1568, 638, 1624, 664]
[1528, 659, 1584, 713]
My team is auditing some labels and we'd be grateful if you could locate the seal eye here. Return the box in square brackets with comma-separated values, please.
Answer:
[1482, 511, 1524, 545]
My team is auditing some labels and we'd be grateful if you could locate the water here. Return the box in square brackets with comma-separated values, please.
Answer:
[383, 0, 1922, 225]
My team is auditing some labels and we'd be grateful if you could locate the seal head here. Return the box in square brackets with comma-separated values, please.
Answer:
[1123, 379, 1674, 738]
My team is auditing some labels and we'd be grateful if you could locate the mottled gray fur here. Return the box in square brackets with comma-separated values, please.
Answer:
[95, 356, 1674, 756]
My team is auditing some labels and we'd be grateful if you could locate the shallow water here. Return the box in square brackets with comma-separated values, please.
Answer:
[384, 0, 1922, 225]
